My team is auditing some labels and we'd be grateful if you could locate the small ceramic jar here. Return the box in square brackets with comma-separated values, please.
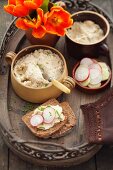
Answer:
[26, 29, 59, 47]
[65, 11, 110, 59]
[6, 45, 75, 103]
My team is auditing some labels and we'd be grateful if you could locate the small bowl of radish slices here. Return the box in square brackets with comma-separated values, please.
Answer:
[72, 57, 112, 92]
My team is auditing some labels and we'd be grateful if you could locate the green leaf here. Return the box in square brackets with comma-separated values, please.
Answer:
[41, 0, 50, 13]
[55, 110, 62, 120]
[38, 106, 46, 111]
[38, 126, 46, 130]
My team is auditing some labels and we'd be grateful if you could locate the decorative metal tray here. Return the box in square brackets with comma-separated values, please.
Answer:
[0, 0, 113, 167]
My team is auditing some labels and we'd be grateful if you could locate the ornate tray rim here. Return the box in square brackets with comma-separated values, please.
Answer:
[0, 0, 113, 166]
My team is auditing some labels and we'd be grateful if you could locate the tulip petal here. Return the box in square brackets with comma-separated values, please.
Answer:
[24, 1, 37, 9]
[33, 0, 43, 7]
[60, 18, 73, 28]
[55, 27, 65, 36]
[37, 8, 44, 20]
[16, 18, 29, 30]
[16, 0, 24, 5]
[4, 5, 15, 15]
[43, 12, 49, 24]
[4, 4, 29, 17]
[24, 0, 43, 9]
[32, 26, 46, 38]
[51, 6, 63, 11]
[45, 23, 65, 36]
[44, 23, 56, 34]
[8, 0, 16, 5]
[14, 5, 29, 17]
[23, 18, 36, 28]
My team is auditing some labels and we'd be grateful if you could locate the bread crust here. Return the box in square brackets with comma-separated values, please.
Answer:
[22, 99, 67, 138]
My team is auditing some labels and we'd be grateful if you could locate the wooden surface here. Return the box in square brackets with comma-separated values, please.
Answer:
[1, 0, 113, 169]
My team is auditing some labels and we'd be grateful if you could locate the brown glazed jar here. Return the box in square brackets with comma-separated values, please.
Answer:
[65, 11, 110, 59]
[26, 29, 59, 47]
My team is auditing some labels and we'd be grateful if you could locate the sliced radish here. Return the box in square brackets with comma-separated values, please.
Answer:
[30, 115, 43, 127]
[98, 62, 110, 81]
[80, 58, 94, 67]
[102, 68, 110, 81]
[98, 62, 108, 70]
[43, 107, 56, 124]
[89, 63, 102, 72]
[90, 68, 102, 85]
[88, 83, 101, 88]
[92, 59, 98, 63]
[79, 77, 90, 87]
[75, 66, 89, 82]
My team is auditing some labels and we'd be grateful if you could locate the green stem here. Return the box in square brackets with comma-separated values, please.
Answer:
[26, 15, 32, 21]
[41, 0, 50, 13]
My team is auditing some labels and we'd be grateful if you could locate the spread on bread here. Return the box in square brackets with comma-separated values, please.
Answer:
[30, 105, 65, 130]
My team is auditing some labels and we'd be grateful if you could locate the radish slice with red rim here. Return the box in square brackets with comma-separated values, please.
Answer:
[92, 59, 98, 63]
[80, 58, 94, 66]
[102, 68, 110, 81]
[79, 77, 90, 87]
[75, 66, 89, 82]
[89, 63, 102, 72]
[88, 82, 101, 88]
[90, 68, 102, 85]
[98, 62, 108, 69]
[30, 115, 43, 127]
[43, 107, 56, 124]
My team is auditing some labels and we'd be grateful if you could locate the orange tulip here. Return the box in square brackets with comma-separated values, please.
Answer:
[44, 6, 73, 36]
[32, 26, 46, 38]
[8, 0, 16, 5]
[15, 18, 29, 30]
[16, 8, 46, 38]
[24, 0, 43, 9]
[4, 0, 29, 17]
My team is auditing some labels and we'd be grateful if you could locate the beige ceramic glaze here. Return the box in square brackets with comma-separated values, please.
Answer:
[6, 45, 75, 103]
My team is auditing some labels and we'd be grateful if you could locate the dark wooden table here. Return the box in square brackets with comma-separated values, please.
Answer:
[1, 0, 113, 169]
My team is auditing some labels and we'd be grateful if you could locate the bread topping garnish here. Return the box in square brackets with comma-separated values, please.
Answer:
[30, 105, 65, 130]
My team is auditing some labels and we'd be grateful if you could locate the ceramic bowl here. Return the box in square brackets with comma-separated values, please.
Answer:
[6, 45, 75, 103]
[72, 61, 112, 93]
[65, 11, 110, 59]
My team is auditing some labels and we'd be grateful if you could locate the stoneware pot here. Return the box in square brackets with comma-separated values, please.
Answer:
[65, 11, 110, 59]
[6, 45, 75, 103]
[26, 29, 60, 47]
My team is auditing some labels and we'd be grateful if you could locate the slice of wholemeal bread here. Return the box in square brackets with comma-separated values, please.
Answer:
[22, 99, 67, 138]
[52, 102, 76, 138]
